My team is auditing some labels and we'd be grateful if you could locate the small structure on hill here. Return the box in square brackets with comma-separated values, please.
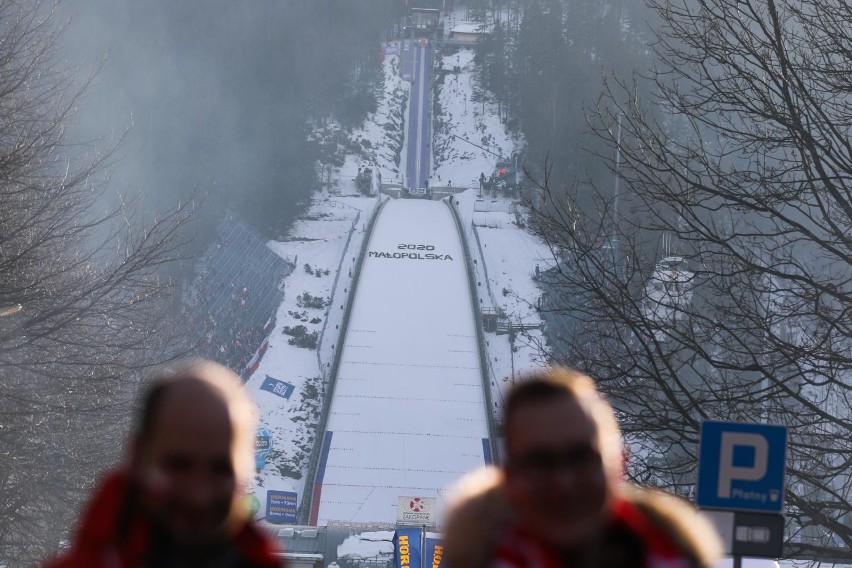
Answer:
[642, 256, 694, 341]
[406, 7, 441, 37]
[449, 22, 489, 43]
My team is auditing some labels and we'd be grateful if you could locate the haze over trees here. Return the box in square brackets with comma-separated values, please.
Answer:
[0, 2, 197, 564]
[473, 0, 656, 191]
[3, 0, 850, 563]
[58, 0, 400, 248]
[518, 0, 852, 558]
[2, 1, 401, 564]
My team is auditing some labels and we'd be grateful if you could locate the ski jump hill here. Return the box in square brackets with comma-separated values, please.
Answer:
[298, 36, 496, 526]
[306, 198, 494, 525]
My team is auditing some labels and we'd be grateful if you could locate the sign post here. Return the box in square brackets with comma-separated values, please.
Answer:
[697, 421, 788, 563]
[397, 496, 436, 568]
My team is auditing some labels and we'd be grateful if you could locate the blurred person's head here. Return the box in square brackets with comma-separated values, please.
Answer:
[130, 359, 257, 549]
[502, 367, 623, 550]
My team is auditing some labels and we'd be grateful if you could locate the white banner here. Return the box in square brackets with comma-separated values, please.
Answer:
[397, 496, 436, 524]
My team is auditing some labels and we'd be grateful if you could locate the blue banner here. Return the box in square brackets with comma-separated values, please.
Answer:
[482, 438, 493, 465]
[260, 376, 295, 399]
[255, 427, 273, 470]
[425, 536, 444, 568]
[266, 490, 298, 524]
[308, 431, 334, 525]
[394, 527, 423, 568]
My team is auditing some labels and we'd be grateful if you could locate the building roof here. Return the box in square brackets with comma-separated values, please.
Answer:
[451, 22, 485, 35]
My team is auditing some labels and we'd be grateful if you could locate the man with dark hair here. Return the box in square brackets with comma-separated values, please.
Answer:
[444, 367, 720, 568]
[45, 360, 281, 568]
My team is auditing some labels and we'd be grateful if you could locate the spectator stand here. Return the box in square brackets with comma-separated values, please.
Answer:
[185, 210, 294, 377]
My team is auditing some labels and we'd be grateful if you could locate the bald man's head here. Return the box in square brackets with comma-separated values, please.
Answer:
[131, 360, 257, 547]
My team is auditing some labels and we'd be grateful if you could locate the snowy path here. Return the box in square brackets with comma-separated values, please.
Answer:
[311, 199, 491, 525]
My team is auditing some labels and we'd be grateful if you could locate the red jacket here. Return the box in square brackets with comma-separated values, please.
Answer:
[44, 470, 281, 568]
[443, 467, 721, 568]
[492, 498, 695, 568]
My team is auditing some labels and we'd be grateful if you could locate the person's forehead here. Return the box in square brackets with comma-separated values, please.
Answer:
[507, 396, 597, 452]
[148, 380, 233, 443]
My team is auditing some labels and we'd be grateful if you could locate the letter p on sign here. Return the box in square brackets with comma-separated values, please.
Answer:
[718, 432, 768, 498]
[697, 421, 787, 513]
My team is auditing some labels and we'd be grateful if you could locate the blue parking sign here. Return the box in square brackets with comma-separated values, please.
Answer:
[697, 421, 787, 512]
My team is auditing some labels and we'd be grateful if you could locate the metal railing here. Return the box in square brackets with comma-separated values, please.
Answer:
[468, 222, 502, 314]
[299, 196, 388, 524]
[316, 211, 361, 379]
[444, 198, 500, 462]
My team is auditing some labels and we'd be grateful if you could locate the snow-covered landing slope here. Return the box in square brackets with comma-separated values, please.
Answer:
[313, 199, 491, 525]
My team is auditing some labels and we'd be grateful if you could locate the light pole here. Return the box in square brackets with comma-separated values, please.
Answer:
[614, 112, 622, 225]
[613, 113, 623, 279]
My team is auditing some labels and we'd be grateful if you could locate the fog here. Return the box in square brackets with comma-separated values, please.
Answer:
[55, 0, 398, 267]
[3, 0, 848, 563]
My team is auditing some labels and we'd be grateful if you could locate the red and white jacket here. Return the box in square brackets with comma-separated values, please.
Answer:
[443, 467, 720, 568]
[42, 469, 281, 568]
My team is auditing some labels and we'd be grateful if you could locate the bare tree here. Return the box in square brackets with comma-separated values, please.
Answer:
[0, 2, 195, 565]
[528, 0, 851, 560]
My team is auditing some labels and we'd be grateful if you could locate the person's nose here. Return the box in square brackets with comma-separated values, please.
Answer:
[183, 470, 220, 509]
[549, 465, 581, 489]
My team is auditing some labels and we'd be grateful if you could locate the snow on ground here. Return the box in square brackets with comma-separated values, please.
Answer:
[432, 46, 520, 188]
[429, 36, 548, 412]
[451, 190, 551, 412]
[245, 194, 379, 520]
[337, 531, 395, 564]
[245, 9, 552, 522]
[316, 43, 409, 194]
[779, 562, 849, 568]
[221, 13, 840, 565]
[714, 560, 779, 568]
[245, 40, 406, 523]
[345, 44, 408, 186]
[315, 199, 490, 525]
